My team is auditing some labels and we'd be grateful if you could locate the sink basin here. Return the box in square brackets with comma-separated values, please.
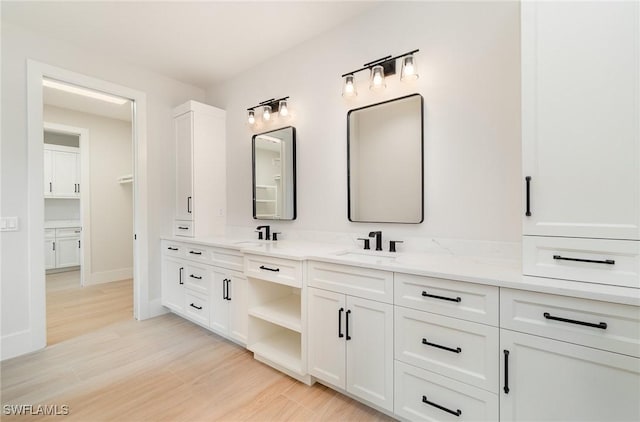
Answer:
[232, 241, 263, 247]
[332, 250, 397, 264]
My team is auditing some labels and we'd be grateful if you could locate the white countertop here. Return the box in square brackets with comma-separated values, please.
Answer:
[162, 235, 640, 307]
[45, 220, 81, 229]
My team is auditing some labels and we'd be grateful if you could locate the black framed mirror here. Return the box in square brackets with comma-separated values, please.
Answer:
[347, 94, 424, 223]
[252, 126, 296, 220]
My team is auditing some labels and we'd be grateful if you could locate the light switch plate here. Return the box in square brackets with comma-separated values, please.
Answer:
[0, 217, 18, 231]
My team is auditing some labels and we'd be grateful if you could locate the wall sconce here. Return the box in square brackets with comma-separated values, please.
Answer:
[341, 49, 419, 96]
[247, 96, 290, 126]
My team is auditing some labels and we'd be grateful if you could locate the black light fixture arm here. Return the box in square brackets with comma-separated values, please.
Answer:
[247, 96, 290, 112]
[340, 49, 419, 78]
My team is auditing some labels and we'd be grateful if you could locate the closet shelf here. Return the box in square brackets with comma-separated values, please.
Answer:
[249, 295, 302, 332]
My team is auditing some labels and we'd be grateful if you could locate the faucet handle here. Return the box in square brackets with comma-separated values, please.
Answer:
[272, 232, 281, 241]
[254, 230, 264, 240]
[389, 240, 404, 253]
[357, 238, 371, 250]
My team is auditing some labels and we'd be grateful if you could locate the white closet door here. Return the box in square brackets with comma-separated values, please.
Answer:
[175, 111, 194, 221]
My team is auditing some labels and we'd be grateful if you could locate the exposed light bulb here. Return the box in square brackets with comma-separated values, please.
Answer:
[263, 105, 272, 121]
[248, 110, 256, 125]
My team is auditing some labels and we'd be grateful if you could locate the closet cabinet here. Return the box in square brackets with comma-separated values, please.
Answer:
[45, 227, 81, 270]
[521, 1, 640, 241]
[173, 101, 226, 238]
[210, 269, 248, 345]
[162, 256, 185, 314]
[44, 145, 80, 198]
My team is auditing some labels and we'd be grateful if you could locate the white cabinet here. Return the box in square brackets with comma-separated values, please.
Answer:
[173, 101, 226, 237]
[162, 257, 185, 313]
[308, 287, 394, 412]
[500, 329, 640, 422]
[521, 1, 640, 241]
[210, 269, 248, 345]
[44, 240, 56, 270]
[44, 144, 80, 198]
[45, 226, 81, 270]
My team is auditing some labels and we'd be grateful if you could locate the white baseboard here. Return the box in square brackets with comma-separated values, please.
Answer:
[86, 267, 133, 285]
[1, 329, 41, 361]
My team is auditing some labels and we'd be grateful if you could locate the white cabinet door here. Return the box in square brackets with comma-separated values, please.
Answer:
[209, 268, 229, 335]
[162, 258, 185, 313]
[55, 236, 80, 268]
[44, 149, 53, 196]
[308, 287, 346, 389]
[500, 329, 640, 422]
[175, 111, 193, 221]
[53, 151, 79, 197]
[521, 1, 640, 240]
[346, 295, 394, 412]
[227, 273, 248, 345]
[44, 239, 56, 270]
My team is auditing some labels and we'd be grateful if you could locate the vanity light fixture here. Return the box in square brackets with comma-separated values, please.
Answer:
[341, 49, 419, 96]
[246, 96, 290, 126]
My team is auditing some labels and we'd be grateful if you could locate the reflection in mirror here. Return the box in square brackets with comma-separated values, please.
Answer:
[348, 94, 423, 223]
[252, 126, 296, 220]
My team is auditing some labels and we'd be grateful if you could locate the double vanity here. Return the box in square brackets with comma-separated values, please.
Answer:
[161, 234, 640, 421]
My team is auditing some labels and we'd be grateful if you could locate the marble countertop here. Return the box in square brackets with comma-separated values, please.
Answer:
[44, 220, 81, 229]
[162, 235, 640, 306]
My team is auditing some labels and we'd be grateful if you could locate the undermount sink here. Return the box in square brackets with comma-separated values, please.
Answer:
[232, 240, 263, 247]
[332, 250, 397, 264]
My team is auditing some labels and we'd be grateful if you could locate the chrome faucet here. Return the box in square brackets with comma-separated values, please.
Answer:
[368, 231, 383, 251]
[256, 225, 271, 240]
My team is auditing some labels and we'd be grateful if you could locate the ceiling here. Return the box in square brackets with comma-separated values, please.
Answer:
[44, 84, 133, 122]
[2, 1, 377, 89]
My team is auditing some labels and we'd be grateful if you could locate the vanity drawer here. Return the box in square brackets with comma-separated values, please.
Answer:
[212, 247, 244, 272]
[184, 291, 209, 327]
[501, 288, 640, 357]
[56, 227, 82, 238]
[245, 254, 302, 288]
[183, 245, 211, 264]
[45, 229, 56, 240]
[162, 240, 184, 257]
[395, 307, 499, 392]
[308, 261, 393, 303]
[174, 220, 193, 237]
[523, 236, 640, 288]
[184, 263, 211, 295]
[395, 273, 499, 326]
[394, 360, 498, 422]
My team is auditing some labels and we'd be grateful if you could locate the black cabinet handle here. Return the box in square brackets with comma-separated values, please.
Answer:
[49, 182, 52, 193]
[553, 255, 615, 265]
[259, 265, 280, 272]
[543, 312, 607, 329]
[503, 350, 510, 394]
[422, 291, 461, 303]
[78, 240, 81, 248]
[222, 278, 227, 300]
[178, 226, 189, 230]
[226, 279, 231, 301]
[53, 241, 55, 251]
[525, 176, 531, 217]
[189, 274, 202, 280]
[167, 247, 178, 251]
[187, 196, 192, 214]
[179, 267, 184, 285]
[190, 303, 202, 310]
[77, 183, 80, 193]
[422, 396, 461, 417]
[345, 309, 352, 340]
[422, 338, 461, 354]
[338, 308, 344, 338]
[189, 251, 202, 255]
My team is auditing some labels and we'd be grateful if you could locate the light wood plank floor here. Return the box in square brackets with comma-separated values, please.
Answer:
[46, 271, 134, 345]
[2, 278, 394, 421]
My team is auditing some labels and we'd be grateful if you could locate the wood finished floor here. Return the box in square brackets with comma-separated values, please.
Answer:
[2, 274, 394, 421]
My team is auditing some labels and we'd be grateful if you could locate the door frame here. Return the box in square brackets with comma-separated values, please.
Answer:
[43, 121, 91, 286]
[27, 60, 150, 350]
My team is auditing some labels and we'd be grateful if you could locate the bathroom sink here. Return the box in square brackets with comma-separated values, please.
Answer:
[232, 241, 263, 247]
[332, 250, 397, 264]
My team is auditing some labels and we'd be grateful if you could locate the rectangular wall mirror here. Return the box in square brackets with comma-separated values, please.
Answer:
[348, 94, 424, 223]
[252, 126, 296, 220]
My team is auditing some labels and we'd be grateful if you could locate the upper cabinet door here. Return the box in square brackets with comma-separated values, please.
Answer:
[53, 151, 79, 198]
[175, 111, 194, 221]
[44, 149, 53, 196]
[522, 1, 640, 240]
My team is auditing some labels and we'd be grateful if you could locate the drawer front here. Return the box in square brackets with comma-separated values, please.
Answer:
[523, 236, 640, 288]
[395, 273, 499, 326]
[56, 227, 82, 238]
[308, 261, 393, 303]
[174, 220, 194, 237]
[45, 229, 56, 240]
[245, 254, 302, 287]
[184, 263, 211, 295]
[184, 291, 209, 327]
[162, 240, 185, 257]
[212, 247, 244, 272]
[183, 245, 211, 264]
[394, 360, 498, 422]
[395, 307, 499, 392]
[501, 288, 640, 357]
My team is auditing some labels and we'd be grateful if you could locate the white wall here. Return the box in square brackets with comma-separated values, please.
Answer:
[1, 22, 205, 359]
[44, 199, 80, 221]
[207, 2, 521, 242]
[44, 105, 134, 282]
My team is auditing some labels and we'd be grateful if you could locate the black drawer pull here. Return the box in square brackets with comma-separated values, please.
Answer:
[422, 291, 461, 303]
[189, 274, 202, 280]
[338, 308, 344, 338]
[167, 247, 178, 251]
[189, 251, 202, 255]
[552, 255, 614, 265]
[189, 303, 202, 310]
[422, 338, 461, 354]
[422, 396, 461, 417]
[543, 312, 607, 329]
[503, 350, 510, 394]
[525, 176, 532, 217]
[178, 226, 189, 230]
[259, 265, 280, 272]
